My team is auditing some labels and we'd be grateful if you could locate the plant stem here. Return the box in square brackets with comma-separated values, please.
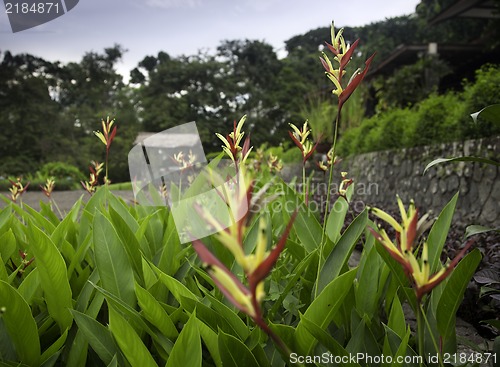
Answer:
[315, 108, 341, 299]
[416, 303, 425, 367]
[302, 163, 307, 205]
[420, 303, 445, 367]
[50, 198, 64, 218]
[105, 148, 109, 185]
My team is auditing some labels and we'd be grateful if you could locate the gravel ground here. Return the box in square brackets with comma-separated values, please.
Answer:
[0, 190, 135, 213]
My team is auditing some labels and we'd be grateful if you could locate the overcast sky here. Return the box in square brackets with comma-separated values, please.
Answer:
[0, 0, 420, 80]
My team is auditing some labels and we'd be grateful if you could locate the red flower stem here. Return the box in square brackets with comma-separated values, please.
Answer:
[315, 107, 341, 299]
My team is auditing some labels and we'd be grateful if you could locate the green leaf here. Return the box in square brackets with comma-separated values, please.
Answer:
[218, 330, 260, 367]
[375, 240, 416, 311]
[290, 205, 322, 253]
[325, 196, 349, 243]
[0, 280, 40, 366]
[345, 318, 381, 360]
[93, 211, 136, 307]
[202, 292, 250, 340]
[318, 210, 367, 294]
[108, 204, 144, 281]
[436, 249, 481, 339]
[427, 192, 458, 273]
[268, 251, 316, 318]
[39, 201, 60, 227]
[27, 224, 73, 331]
[107, 355, 118, 367]
[389, 327, 411, 367]
[20, 204, 57, 234]
[40, 329, 68, 365]
[166, 313, 201, 367]
[156, 212, 181, 276]
[0, 255, 7, 281]
[0, 229, 16, 264]
[465, 224, 499, 238]
[300, 314, 361, 367]
[281, 182, 322, 253]
[470, 104, 500, 124]
[424, 156, 500, 173]
[295, 268, 357, 355]
[135, 282, 179, 339]
[108, 305, 159, 367]
[195, 318, 222, 367]
[355, 245, 382, 317]
[155, 270, 199, 305]
[388, 295, 406, 340]
[70, 309, 118, 365]
[17, 268, 40, 305]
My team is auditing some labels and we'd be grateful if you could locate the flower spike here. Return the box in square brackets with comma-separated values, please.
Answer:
[369, 197, 474, 303]
[321, 22, 375, 113]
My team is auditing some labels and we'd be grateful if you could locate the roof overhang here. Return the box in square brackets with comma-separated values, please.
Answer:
[429, 0, 499, 25]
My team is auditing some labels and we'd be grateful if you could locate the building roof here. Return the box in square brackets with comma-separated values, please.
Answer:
[429, 0, 499, 25]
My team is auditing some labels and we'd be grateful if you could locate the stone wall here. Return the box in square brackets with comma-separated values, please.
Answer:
[341, 136, 500, 227]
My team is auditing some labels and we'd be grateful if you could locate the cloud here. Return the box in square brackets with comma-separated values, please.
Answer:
[243, 0, 282, 12]
[145, 0, 202, 9]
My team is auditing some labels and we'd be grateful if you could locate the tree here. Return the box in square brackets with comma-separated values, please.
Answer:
[0, 52, 65, 174]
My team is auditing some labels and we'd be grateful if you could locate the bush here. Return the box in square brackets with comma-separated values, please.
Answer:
[408, 92, 463, 146]
[459, 64, 500, 138]
[37, 161, 85, 190]
[337, 64, 500, 156]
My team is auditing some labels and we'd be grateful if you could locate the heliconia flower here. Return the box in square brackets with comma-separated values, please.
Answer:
[368, 197, 474, 302]
[93, 116, 117, 153]
[216, 115, 253, 166]
[192, 241, 258, 318]
[8, 177, 30, 203]
[288, 121, 319, 163]
[159, 183, 168, 199]
[267, 153, 283, 172]
[317, 148, 339, 172]
[192, 209, 297, 323]
[320, 21, 376, 113]
[338, 171, 353, 199]
[40, 177, 56, 198]
[192, 163, 297, 331]
[81, 161, 104, 195]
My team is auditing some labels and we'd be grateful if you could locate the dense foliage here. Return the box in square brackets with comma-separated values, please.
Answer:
[337, 65, 500, 156]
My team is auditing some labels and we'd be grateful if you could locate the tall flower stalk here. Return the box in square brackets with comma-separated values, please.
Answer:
[315, 21, 375, 298]
[288, 120, 318, 204]
[94, 116, 117, 185]
[368, 197, 474, 364]
[194, 118, 301, 362]
[7, 177, 29, 204]
[40, 177, 62, 217]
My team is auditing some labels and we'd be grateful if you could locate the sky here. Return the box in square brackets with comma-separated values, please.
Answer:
[0, 0, 420, 81]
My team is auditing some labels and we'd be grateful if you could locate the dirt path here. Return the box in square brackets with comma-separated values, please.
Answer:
[0, 190, 135, 213]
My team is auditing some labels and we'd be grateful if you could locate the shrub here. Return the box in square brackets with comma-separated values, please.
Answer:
[459, 64, 500, 138]
[408, 92, 463, 146]
[37, 161, 85, 190]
